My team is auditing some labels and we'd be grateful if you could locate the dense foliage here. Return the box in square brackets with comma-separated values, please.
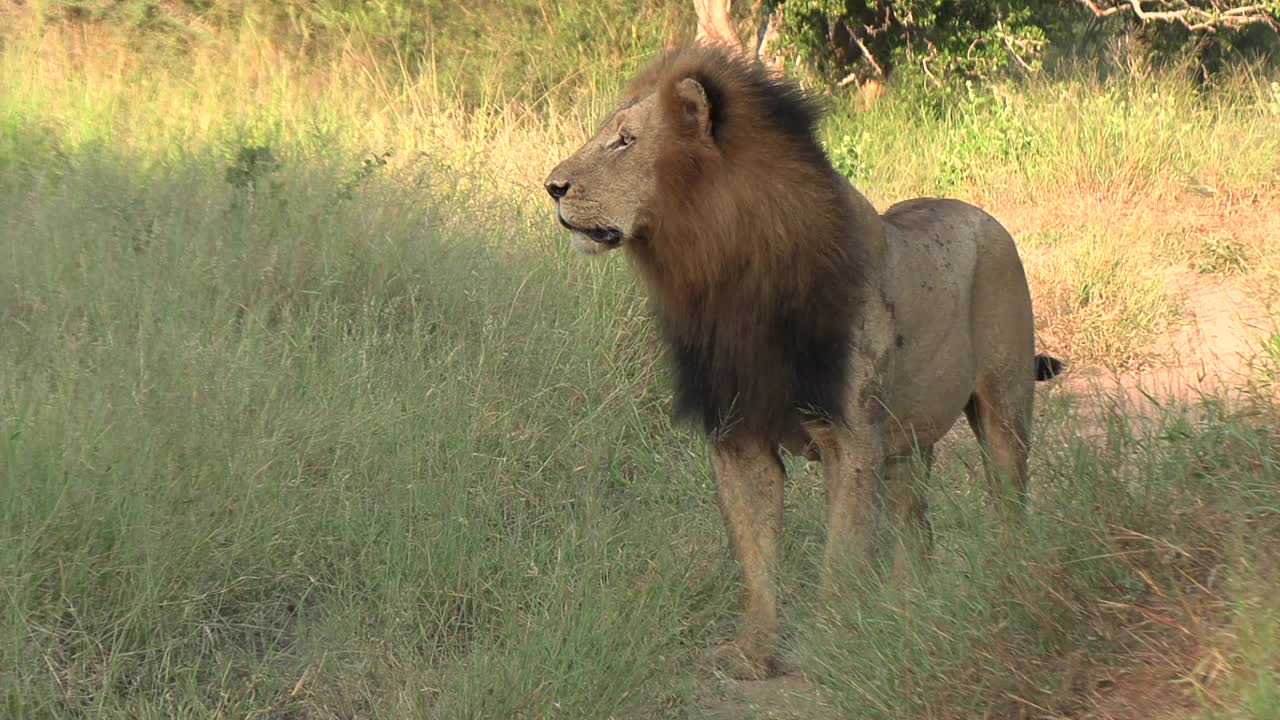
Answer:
[768, 0, 1280, 85]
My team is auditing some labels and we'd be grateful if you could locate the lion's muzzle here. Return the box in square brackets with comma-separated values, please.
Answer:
[556, 206, 623, 246]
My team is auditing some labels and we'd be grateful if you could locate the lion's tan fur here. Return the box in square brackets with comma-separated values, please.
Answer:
[545, 46, 1059, 679]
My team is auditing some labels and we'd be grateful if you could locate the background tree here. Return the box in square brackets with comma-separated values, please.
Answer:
[694, 0, 745, 50]
[693, 0, 787, 70]
[711, 0, 1278, 88]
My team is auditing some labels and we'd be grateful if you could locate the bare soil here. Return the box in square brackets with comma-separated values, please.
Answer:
[1055, 271, 1273, 411]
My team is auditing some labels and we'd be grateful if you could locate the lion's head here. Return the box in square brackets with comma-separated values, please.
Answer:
[543, 77, 716, 256]
[543, 47, 850, 288]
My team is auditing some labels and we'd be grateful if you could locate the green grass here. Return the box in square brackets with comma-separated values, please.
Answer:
[0, 137, 724, 717]
[817, 67, 1280, 202]
[3, 10, 1280, 719]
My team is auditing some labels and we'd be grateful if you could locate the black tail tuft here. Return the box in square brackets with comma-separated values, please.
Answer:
[1035, 354, 1064, 381]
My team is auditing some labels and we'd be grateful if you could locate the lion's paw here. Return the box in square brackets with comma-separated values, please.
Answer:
[710, 640, 781, 681]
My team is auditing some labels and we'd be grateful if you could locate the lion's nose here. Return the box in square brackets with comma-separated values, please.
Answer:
[545, 180, 570, 200]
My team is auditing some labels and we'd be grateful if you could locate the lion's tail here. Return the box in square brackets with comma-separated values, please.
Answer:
[1035, 354, 1064, 381]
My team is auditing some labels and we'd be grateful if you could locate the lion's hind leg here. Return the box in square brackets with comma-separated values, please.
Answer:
[964, 382, 1033, 519]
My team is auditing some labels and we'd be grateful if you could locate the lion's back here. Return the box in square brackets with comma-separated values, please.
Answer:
[881, 198, 984, 317]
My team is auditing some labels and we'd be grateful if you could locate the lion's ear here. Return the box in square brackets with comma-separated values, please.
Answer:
[672, 77, 712, 140]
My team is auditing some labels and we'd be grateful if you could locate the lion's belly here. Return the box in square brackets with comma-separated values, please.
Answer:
[881, 328, 975, 454]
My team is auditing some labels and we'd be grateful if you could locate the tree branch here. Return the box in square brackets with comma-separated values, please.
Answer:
[1073, 0, 1279, 32]
[838, 29, 884, 85]
[996, 19, 1044, 75]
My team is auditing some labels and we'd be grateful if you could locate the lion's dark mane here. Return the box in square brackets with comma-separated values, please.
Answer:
[621, 46, 867, 440]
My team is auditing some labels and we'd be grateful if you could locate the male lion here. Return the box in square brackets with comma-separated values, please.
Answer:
[544, 46, 1062, 679]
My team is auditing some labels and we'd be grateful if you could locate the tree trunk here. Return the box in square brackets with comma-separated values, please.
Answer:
[694, 0, 744, 51]
[753, 3, 785, 71]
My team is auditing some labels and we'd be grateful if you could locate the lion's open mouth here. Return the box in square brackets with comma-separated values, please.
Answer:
[557, 209, 623, 245]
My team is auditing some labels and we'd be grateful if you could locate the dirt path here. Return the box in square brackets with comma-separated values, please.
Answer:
[696, 673, 832, 720]
[1056, 272, 1274, 411]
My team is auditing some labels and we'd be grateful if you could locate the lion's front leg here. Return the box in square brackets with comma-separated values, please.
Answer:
[710, 438, 785, 679]
[807, 422, 886, 586]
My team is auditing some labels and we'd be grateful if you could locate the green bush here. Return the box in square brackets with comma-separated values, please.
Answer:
[767, 0, 1279, 85]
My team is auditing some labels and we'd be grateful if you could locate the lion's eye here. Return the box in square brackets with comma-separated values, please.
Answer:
[610, 131, 635, 150]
